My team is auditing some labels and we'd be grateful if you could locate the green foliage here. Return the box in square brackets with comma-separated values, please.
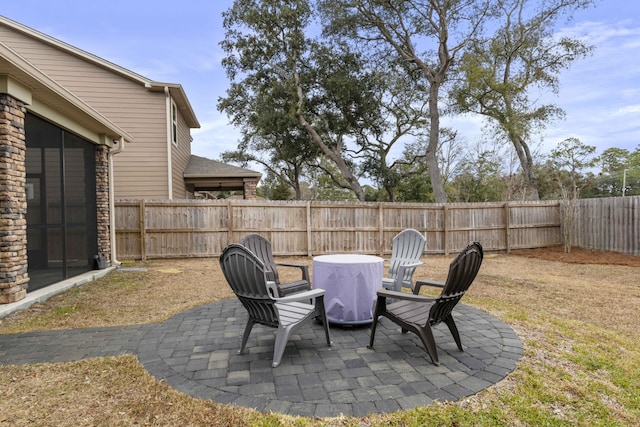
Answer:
[219, 0, 396, 201]
[269, 182, 294, 200]
[258, 173, 294, 200]
[305, 159, 358, 201]
[307, 172, 357, 201]
[450, 149, 508, 202]
[319, 0, 497, 203]
[592, 146, 640, 197]
[217, 0, 620, 204]
[534, 161, 564, 200]
[451, 0, 595, 199]
[218, 0, 321, 200]
[550, 137, 598, 200]
[548, 137, 597, 252]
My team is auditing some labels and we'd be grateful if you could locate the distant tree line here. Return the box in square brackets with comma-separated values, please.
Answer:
[256, 139, 640, 202]
[216, 0, 632, 203]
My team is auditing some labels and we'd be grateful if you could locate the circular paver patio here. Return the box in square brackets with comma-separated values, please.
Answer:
[136, 298, 523, 418]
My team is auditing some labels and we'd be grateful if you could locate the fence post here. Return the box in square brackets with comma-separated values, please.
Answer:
[504, 202, 511, 253]
[378, 204, 384, 256]
[306, 202, 312, 256]
[443, 204, 449, 255]
[226, 201, 233, 245]
[139, 200, 146, 261]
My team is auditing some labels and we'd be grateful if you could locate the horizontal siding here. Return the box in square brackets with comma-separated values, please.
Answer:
[171, 104, 192, 199]
[2, 25, 170, 199]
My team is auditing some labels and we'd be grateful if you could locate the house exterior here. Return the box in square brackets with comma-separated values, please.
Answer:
[0, 16, 260, 302]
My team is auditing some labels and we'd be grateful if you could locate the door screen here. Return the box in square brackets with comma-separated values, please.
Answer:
[25, 114, 97, 291]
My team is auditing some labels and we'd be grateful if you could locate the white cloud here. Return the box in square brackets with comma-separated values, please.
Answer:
[191, 113, 241, 160]
[559, 19, 640, 44]
[543, 17, 640, 154]
[615, 105, 640, 115]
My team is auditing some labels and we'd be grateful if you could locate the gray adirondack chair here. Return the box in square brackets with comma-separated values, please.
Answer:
[382, 229, 426, 292]
[240, 233, 311, 297]
[220, 243, 331, 368]
[369, 241, 483, 365]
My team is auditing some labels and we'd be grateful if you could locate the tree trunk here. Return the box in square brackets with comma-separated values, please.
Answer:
[512, 134, 540, 200]
[297, 115, 366, 201]
[293, 74, 366, 201]
[384, 185, 396, 202]
[427, 82, 446, 203]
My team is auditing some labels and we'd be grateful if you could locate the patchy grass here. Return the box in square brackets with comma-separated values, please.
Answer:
[0, 258, 232, 333]
[0, 250, 639, 426]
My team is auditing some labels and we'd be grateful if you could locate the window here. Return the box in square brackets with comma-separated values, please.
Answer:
[172, 101, 178, 145]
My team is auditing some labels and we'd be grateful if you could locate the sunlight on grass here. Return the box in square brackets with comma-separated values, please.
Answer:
[53, 306, 76, 316]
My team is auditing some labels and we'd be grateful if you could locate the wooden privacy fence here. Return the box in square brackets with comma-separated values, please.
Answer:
[571, 196, 640, 256]
[114, 199, 564, 260]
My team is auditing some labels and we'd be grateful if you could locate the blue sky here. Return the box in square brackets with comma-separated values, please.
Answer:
[2, 0, 640, 165]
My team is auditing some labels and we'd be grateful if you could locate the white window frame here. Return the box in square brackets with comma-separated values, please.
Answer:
[171, 100, 178, 145]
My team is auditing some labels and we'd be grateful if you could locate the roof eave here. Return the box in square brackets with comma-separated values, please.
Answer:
[146, 82, 200, 128]
[184, 173, 262, 179]
[1, 17, 200, 130]
[0, 41, 133, 143]
[0, 17, 150, 86]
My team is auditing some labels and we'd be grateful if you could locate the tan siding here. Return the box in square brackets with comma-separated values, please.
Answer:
[1, 25, 172, 199]
[171, 105, 192, 198]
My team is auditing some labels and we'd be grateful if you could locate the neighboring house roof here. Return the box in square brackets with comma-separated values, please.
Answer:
[0, 16, 200, 129]
[184, 155, 261, 192]
[0, 40, 132, 145]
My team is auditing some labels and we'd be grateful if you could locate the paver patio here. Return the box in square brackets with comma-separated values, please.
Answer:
[0, 297, 522, 418]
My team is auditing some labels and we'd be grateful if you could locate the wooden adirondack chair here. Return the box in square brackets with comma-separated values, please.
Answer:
[369, 241, 483, 365]
[382, 229, 426, 292]
[219, 243, 331, 368]
[240, 233, 311, 297]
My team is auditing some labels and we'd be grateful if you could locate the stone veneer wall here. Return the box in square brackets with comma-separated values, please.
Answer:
[0, 94, 28, 303]
[244, 179, 258, 200]
[95, 145, 111, 265]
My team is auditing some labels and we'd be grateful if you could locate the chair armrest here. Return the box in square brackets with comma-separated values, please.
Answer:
[414, 279, 444, 294]
[275, 288, 324, 303]
[391, 261, 424, 291]
[396, 261, 423, 274]
[275, 262, 310, 282]
[377, 288, 436, 303]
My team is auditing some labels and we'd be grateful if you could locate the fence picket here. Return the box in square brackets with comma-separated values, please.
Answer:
[113, 197, 639, 259]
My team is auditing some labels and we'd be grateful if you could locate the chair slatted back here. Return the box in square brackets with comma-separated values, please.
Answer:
[388, 229, 426, 282]
[220, 243, 279, 327]
[428, 242, 483, 325]
[240, 233, 280, 283]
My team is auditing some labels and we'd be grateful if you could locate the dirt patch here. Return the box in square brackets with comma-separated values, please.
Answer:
[510, 245, 640, 267]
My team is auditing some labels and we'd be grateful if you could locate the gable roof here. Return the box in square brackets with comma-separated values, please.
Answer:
[0, 16, 200, 129]
[0, 40, 132, 144]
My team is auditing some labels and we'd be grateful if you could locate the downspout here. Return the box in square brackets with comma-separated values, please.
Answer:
[164, 86, 173, 199]
[108, 137, 124, 266]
